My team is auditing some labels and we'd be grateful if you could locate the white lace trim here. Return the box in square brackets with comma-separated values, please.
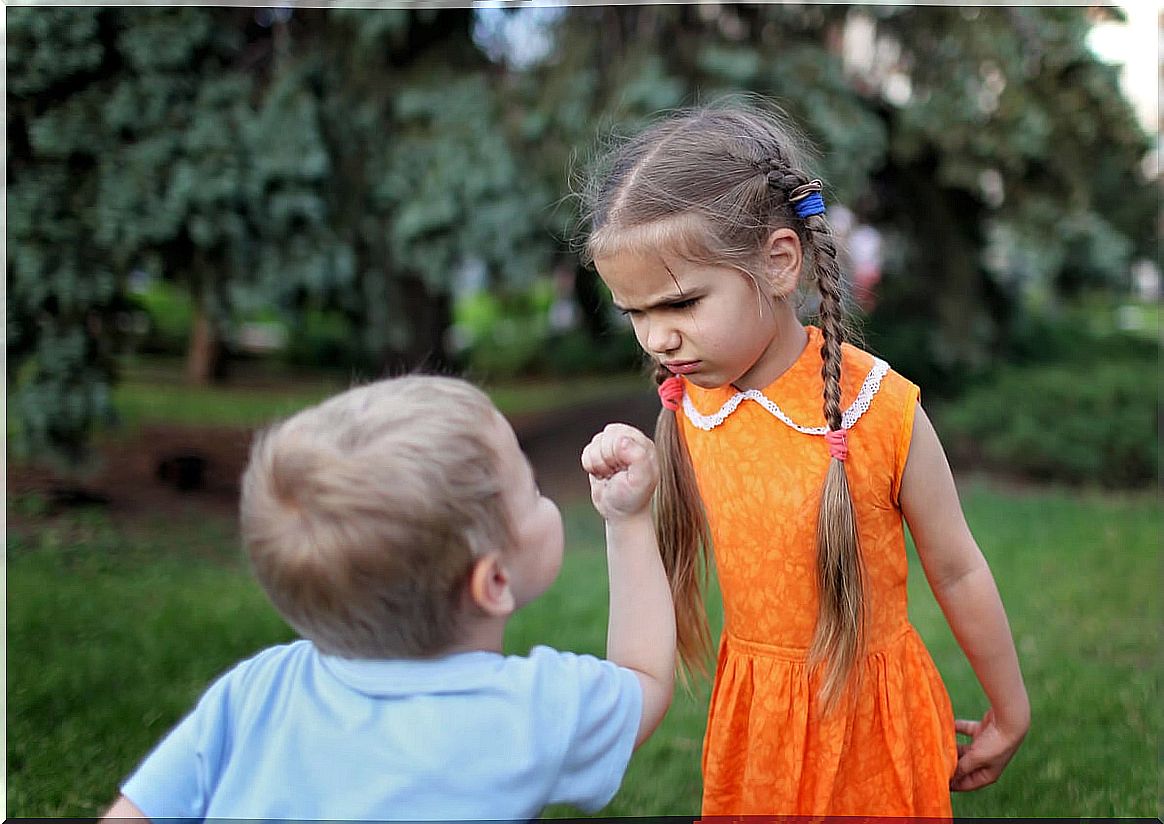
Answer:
[681, 358, 890, 434]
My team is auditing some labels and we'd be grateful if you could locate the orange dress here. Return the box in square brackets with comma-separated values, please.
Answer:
[679, 326, 957, 816]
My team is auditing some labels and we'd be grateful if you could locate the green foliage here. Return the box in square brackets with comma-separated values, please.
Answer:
[280, 308, 371, 374]
[868, 6, 1154, 375]
[8, 6, 554, 460]
[761, 43, 888, 202]
[454, 283, 643, 379]
[7, 9, 121, 462]
[454, 283, 552, 377]
[6, 8, 105, 96]
[985, 198, 1136, 303]
[242, 64, 352, 317]
[386, 77, 551, 288]
[1001, 304, 1160, 365]
[131, 281, 194, 356]
[905, 305, 1162, 488]
[8, 4, 1156, 465]
[540, 328, 644, 377]
[940, 355, 1159, 488]
[7, 7, 258, 460]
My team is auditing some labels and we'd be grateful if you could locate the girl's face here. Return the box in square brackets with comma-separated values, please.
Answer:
[595, 248, 792, 391]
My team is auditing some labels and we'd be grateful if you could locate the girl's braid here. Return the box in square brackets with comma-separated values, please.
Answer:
[804, 213, 845, 432]
[767, 158, 864, 710]
[653, 360, 713, 681]
[768, 165, 845, 429]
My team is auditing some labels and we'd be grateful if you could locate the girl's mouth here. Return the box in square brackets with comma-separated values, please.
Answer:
[664, 361, 701, 375]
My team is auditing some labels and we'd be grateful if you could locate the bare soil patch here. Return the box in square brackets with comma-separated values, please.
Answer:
[7, 389, 661, 528]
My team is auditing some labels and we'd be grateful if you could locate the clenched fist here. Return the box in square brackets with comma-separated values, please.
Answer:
[580, 424, 659, 521]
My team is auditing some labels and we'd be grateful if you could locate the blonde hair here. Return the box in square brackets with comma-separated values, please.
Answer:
[581, 101, 864, 707]
[240, 375, 513, 659]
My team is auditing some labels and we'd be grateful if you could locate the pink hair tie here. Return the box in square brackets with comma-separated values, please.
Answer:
[825, 428, 849, 461]
[658, 376, 684, 412]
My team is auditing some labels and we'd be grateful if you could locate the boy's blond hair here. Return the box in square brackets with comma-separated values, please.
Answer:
[240, 375, 514, 659]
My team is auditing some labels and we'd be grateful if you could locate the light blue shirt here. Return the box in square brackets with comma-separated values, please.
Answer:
[122, 640, 642, 820]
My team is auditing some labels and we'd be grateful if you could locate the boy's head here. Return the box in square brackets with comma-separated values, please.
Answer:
[240, 375, 563, 659]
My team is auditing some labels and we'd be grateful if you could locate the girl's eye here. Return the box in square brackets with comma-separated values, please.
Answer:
[618, 298, 697, 316]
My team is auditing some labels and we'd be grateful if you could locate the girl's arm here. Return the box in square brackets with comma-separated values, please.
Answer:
[582, 423, 676, 749]
[899, 403, 1030, 792]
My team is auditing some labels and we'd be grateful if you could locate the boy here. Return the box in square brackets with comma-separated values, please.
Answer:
[102, 375, 674, 820]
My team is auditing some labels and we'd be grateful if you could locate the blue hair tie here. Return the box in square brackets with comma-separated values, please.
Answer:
[794, 191, 826, 218]
[789, 179, 826, 219]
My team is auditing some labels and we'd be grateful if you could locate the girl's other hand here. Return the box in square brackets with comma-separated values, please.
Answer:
[581, 424, 659, 520]
[950, 707, 1028, 792]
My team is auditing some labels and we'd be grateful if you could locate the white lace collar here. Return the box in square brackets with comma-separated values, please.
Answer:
[681, 358, 890, 434]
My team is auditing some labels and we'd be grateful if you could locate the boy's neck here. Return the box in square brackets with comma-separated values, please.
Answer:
[442, 614, 509, 656]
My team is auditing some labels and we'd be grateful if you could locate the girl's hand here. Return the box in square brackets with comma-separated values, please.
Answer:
[950, 707, 1028, 792]
[581, 424, 659, 521]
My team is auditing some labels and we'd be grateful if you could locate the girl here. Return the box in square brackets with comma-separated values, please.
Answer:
[579, 102, 1030, 816]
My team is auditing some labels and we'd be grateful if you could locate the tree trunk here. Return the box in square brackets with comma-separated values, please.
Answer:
[185, 300, 221, 385]
[380, 274, 453, 375]
[574, 263, 611, 340]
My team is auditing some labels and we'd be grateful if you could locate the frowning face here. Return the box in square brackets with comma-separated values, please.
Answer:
[595, 249, 787, 392]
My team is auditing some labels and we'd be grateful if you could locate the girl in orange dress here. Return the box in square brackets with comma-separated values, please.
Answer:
[579, 102, 1030, 816]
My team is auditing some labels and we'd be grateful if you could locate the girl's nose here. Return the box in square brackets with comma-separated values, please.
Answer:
[644, 320, 680, 355]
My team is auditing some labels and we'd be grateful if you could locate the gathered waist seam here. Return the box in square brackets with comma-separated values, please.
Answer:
[724, 623, 914, 662]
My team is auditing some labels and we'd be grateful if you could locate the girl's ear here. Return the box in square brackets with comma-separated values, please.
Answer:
[763, 228, 803, 298]
[466, 552, 516, 618]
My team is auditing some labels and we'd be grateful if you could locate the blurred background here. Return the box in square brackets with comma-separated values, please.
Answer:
[6, 3, 1160, 818]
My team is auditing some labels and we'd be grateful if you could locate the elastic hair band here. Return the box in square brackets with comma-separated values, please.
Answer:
[658, 376, 684, 412]
[824, 428, 848, 461]
[789, 179, 826, 219]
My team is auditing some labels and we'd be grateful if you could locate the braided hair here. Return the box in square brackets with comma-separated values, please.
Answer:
[581, 101, 863, 706]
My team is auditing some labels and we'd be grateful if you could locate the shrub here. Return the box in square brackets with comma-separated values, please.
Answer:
[540, 328, 643, 377]
[281, 309, 372, 373]
[939, 357, 1159, 488]
[131, 281, 193, 356]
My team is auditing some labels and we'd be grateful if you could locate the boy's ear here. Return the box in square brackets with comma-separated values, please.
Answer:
[763, 228, 803, 298]
[466, 552, 516, 618]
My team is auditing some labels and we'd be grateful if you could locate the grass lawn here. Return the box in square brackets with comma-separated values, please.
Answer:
[107, 365, 648, 431]
[8, 361, 649, 448]
[6, 480, 1159, 817]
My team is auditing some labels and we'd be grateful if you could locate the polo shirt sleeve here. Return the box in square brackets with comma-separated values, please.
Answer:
[120, 665, 237, 819]
[536, 648, 643, 812]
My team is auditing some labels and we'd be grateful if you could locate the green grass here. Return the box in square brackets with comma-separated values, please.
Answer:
[107, 367, 646, 431]
[8, 358, 650, 445]
[907, 478, 1161, 817]
[7, 481, 1160, 817]
[110, 377, 344, 430]
[480, 373, 648, 419]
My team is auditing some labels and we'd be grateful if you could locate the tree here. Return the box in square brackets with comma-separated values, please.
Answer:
[9, 7, 561, 460]
[221, 7, 554, 373]
[9, 8, 127, 462]
[9, 5, 1153, 462]
[512, 4, 1154, 385]
[864, 6, 1155, 381]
